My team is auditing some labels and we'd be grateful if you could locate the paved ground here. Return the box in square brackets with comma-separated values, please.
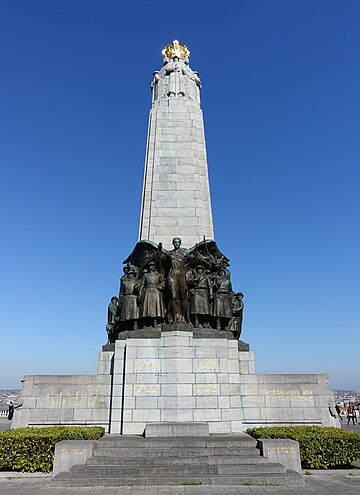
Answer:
[0, 419, 10, 432]
[339, 420, 360, 434]
[0, 472, 360, 495]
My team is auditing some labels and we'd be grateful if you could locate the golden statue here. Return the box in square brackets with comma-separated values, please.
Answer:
[162, 40, 190, 60]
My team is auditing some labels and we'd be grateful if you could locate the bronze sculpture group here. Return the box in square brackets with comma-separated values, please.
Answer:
[106, 237, 244, 343]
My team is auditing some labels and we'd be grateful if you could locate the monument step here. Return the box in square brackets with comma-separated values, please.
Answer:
[52, 433, 303, 487]
[70, 465, 217, 476]
[88, 454, 270, 466]
[145, 421, 209, 437]
[70, 462, 286, 477]
[52, 471, 303, 487]
[93, 446, 260, 457]
[97, 434, 257, 449]
[87, 455, 211, 466]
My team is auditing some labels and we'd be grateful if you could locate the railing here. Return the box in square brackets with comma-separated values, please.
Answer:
[0, 410, 8, 418]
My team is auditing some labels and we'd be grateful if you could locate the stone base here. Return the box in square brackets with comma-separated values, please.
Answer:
[238, 340, 250, 351]
[110, 330, 244, 435]
[117, 328, 161, 340]
[12, 328, 339, 432]
[11, 374, 112, 429]
[102, 343, 115, 352]
[193, 329, 234, 339]
[112, 323, 240, 341]
[162, 323, 194, 332]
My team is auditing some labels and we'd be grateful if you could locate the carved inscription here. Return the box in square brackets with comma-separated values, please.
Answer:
[48, 395, 106, 404]
[268, 446, 296, 454]
[61, 448, 87, 454]
[88, 397, 106, 404]
[194, 384, 219, 395]
[135, 361, 155, 372]
[200, 361, 218, 372]
[245, 388, 315, 405]
[246, 389, 313, 396]
[41, 387, 108, 407]
[289, 396, 314, 402]
[265, 396, 289, 402]
[135, 385, 160, 395]
[49, 397, 84, 403]
[268, 396, 313, 402]
[93, 389, 106, 396]
[45, 389, 89, 397]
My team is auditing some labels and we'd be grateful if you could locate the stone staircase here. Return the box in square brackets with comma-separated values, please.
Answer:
[52, 433, 303, 486]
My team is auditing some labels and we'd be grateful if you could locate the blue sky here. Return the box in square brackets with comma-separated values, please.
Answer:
[0, 0, 359, 390]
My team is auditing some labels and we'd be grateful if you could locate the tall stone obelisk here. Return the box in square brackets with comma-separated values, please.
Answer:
[139, 40, 214, 248]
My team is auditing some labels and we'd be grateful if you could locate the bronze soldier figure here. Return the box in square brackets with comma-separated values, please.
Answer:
[119, 271, 140, 330]
[138, 262, 165, 327]
[106, 296, 118, 343]
[213, 268, 233, 330]
[166, 237, 189, 324]
[228, 292, 244, 339]
[189, 265, 213, 328]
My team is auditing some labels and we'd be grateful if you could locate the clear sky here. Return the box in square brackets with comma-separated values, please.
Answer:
[0, 0, 359, 391]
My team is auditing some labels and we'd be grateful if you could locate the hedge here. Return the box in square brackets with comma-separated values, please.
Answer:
[0, 426, 104, 473]
[246, 426, 360, 469]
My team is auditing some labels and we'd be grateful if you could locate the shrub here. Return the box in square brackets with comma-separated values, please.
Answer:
[246, 426, 360, 469]
[0, 426, 104, 473]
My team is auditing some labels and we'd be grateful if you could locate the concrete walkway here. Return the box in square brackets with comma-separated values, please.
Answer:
[0, 471, 360, 495]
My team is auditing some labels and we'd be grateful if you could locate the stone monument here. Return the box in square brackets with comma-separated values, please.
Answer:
[12, 41, 339, 434]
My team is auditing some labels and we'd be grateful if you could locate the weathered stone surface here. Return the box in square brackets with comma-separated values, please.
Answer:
[52, 432, 304, 486]
[110, 329, 244, 435]
[52, 440, 95, 477]
[144, 421, 209, 437]
[139, 71, 214, 248]
[239, 372, 338, 428]
[258, 439, 302, 474]
[11, 374, 112, 429]
[12, 334, 337, 431]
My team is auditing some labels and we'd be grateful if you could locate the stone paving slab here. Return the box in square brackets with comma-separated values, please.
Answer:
[1, 472, 360, 495]
[341, 422, 360, 433]
[0, 418, 11, 431]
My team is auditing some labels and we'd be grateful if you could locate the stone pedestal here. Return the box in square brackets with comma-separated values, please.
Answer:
[12, 329, 338, 431]
[109, 330, 243, 435]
